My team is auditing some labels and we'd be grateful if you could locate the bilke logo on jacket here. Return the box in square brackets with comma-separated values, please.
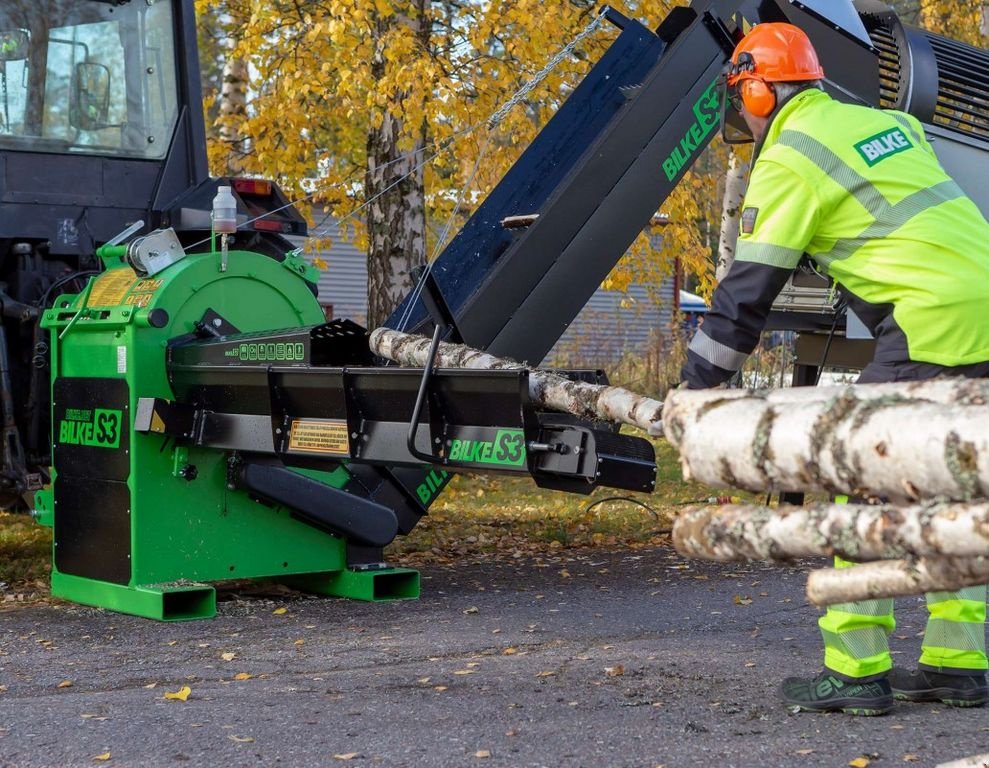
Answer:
[854, 128, 913, 167]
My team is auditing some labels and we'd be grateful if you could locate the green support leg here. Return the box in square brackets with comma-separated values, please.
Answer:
[51, 572, 216, 621]
[282, 568, 420, 602]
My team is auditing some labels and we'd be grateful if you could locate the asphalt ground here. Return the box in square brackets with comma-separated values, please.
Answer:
[1, 546, 988, 768]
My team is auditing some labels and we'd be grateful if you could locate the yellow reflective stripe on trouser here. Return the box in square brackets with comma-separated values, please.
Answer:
[919, 586, 988, 672]
[819, 556, 895, 678]
[774, 131, 967, 270]
[821, 558, 988, 677]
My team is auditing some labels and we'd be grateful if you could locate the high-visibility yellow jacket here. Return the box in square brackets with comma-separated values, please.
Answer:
[682, 88, 989, 388]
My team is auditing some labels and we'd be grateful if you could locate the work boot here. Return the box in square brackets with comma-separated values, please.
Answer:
[781, 670, 893, 716]
[889, 668, 989, 708]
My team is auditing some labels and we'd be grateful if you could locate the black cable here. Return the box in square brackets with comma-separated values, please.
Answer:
[36, 270, 100, 308]
[813, 299, 846, 386]
[582, 495, 659, 520]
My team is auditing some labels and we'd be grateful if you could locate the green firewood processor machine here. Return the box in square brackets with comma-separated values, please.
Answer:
[7, 0, 985, 618]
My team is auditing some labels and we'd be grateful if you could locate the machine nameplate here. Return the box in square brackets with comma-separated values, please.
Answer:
[448, 429, 526, 468]
[288, 419, 350, 455]
[58, 408, 123, 449]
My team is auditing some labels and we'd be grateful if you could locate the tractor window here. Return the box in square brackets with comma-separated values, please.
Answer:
[0, 0, 179, 159]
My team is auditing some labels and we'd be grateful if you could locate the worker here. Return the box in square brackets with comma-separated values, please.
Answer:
[680, 22, 989, 715]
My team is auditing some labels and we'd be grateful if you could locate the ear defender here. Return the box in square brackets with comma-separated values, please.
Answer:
[740, 78, 776, 117]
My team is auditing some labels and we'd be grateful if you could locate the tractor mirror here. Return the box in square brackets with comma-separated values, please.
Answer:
[0, 29, 29, 62]
[70, 62, 111, 130]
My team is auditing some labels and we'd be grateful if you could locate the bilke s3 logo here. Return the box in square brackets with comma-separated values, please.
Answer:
[447, 429, 526, 467]
[58, 408, 123, 449]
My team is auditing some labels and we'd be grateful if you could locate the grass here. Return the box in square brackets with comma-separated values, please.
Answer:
[0, 436, 749, 592]
[0, 511, 52, 590]
[388, 436, 756, 565]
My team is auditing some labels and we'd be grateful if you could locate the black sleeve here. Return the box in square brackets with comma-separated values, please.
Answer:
[680, 261, 795, 389]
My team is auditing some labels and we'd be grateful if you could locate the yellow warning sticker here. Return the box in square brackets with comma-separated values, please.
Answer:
[88, 268, 138, 307]
[288, 419, 350, 455]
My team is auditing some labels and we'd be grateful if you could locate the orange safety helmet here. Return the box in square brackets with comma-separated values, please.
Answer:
[726, 23, 825, 118]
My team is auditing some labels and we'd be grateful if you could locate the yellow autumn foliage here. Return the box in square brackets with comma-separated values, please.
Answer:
[196, 0, 716, 303]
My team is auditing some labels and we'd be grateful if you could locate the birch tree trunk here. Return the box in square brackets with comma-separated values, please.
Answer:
[662, 381, 989, 502]
[807, 556, 989, 605]
[370, 328, 664, 431]
[716, 150, 748, 281]
[365, 1, 428, 329]
[218, 57, 249, 175]
[673, 502, 989, 563]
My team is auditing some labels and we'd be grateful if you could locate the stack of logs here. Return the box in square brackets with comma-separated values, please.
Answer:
[663, 380, 989, 605]
[371, 328, 989, 605]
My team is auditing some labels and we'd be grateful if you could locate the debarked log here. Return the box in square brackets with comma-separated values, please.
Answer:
[369, 328, 665, 433]
[672, 502, 989, 563]
[662, 382, 989, 502]
[806, 556, 989, 605]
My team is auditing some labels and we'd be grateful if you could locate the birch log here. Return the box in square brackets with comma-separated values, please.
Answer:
[662, 382, 989, 502]
[370, 328, 665, 433]
[673, 502, 989, 563]
[806, 556, 989, 605]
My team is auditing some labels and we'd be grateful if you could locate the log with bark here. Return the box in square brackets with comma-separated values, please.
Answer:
[369, 327, 665, 432]
[806, 556, 989, 605]
[672, 502, 989, 563]
[662, 380, 989, 502]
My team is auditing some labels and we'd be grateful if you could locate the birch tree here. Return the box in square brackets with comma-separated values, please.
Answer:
[196, 0, 717, 327]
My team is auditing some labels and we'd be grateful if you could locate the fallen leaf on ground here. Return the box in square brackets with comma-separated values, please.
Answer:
[795, 749, 814, 756]
[333, 753, 361, 760]
[733, 595, 753, 606]
[92, 753, 111, 762]
[849, 758, 871, 768]
[536, 671, 555, 678]
[503, 647, 517, 655]
[605, 665, 624, 677]
[272, 607, 287, 615]
[454, 670, 475, 676]
[163, 686, 191, 701]
[902, 756, 919, 763]
[229, 736, 254, 743]
[433, 685, 448, 692]
[57, 680, 73, 689]
[475, 750, 491, 758]
[221, 652, 236, 662]
[233, 672, 252, 681]
[463, 607, 479, 615]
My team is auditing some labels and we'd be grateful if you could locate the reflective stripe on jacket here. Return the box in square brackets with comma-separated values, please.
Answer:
[681, 89, 989, 388]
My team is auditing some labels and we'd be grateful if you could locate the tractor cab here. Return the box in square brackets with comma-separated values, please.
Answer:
[0, 0, 179, 160]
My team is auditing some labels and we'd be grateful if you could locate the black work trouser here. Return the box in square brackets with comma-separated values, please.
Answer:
[857, 359, 989, 383]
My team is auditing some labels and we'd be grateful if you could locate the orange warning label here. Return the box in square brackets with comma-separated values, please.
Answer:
[88, 268, 138, 307]
[288, 419, 350, 455]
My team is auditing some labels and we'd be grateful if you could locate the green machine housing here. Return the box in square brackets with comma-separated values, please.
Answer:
[39, 245, 415, 619]
[37, 240, 656, 620]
